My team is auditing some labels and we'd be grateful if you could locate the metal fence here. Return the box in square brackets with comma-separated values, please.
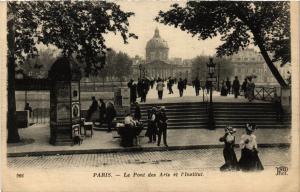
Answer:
[254, 86, 277, 101]
[32, 108, 50, 124]
[80, 81, 128, 92]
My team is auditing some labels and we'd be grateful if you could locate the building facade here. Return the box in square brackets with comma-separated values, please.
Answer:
[132, 28, 192, 80]
[227, 48, 290, 86]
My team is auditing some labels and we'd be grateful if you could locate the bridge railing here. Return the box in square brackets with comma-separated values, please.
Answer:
[80, 81, 127, 92]
[254, 86, 277, 101]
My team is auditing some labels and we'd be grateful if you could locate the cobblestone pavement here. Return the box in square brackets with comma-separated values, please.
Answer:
[7, 147, 290, 171]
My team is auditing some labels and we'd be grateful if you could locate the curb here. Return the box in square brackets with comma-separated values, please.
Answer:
[7, 143, 290, 158]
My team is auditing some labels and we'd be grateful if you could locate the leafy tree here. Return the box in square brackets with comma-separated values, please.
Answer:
[155, 1, 290, 87]
[97, 50, 133, 81]
[7, 1, 137, 143]
[112, 51, 133, 81]
[18, 48, 57, 79]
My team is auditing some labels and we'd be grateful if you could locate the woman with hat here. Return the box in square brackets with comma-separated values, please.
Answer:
[238, 123, 264, 171]
[219, 125, 239, 171]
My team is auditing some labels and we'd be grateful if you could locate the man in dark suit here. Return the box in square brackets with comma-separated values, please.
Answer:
[193, 77, 201, 96]
[232, 76, 240, 98]
[157, 106, 168, 147]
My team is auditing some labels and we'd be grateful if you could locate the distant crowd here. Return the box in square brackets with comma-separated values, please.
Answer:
[127, 75, 258, 102]
[219, 76, 256, 102]
[127, 77, 190, 103]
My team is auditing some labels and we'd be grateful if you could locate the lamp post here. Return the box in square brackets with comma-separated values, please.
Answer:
[217, 61, 220, 91]
[139, 64, 142, 79]
[207, 57, 216, 130]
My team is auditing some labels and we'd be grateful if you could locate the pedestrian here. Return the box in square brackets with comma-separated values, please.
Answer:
[145, 107, 157, 143]
[167, 77, 174, 94]
[247, 77, 255, 102]
[205, 80, 211, 94]
[127, 79, 133, 88]
[86, 96, 99, 122]
[183, 78, 187, 90]
[232, 76, 240, 98]
[24, 102, 33, 118]
[241, 78, 248, 98]
[273, 92, 283, 121]
[130, 83, 137, 104]
[225, 77, 231, 95]
[134, 102, 142, 121]
[219, 126, 239, 171]
[193, 77, 201, 96]
[238, 123, 264, 171]
[140, 79, 147, 102]
[220, 80, 228, 96]
[122, 113, 136, 147]
[157, 106, 168, 147]
[106, 102, 116, 132]
[156, 78, 165, 100]
[98, 99, 106, 126]
[137, 78, 142, 98]
[150, 78, 155, 89]
[178, 78, 185, 97]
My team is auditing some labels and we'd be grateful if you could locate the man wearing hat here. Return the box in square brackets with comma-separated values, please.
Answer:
[146, 107, 158, 143]
[157, 106, 168, 147]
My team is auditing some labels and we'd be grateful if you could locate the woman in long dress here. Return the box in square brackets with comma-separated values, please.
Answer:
[219, 126, 239, 171]
[220, 81, 228, 96]
[238, 123, 264, 171]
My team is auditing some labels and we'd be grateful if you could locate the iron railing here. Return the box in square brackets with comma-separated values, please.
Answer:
[254, 86, 277, 101]
[32, 108, 50, 124]
[80, 81, 128, 92]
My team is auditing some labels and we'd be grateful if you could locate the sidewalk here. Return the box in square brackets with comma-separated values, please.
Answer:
[7, 123, 291, 157]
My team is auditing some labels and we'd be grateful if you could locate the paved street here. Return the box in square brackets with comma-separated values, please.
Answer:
[7, 124, 291, 155]
[8, 147, 290, 171]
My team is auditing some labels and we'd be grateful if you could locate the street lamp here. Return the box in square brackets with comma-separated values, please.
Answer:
[138, 64, 142, 79]
[206, 57, 216, 130]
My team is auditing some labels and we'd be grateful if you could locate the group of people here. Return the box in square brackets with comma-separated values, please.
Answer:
[119, 103, 168, 147]
[145, 106, 169, 147]
[241, 76, 256, 102]
[127, 78, 153, 104]
[219, 123, 264, 172]
[220, 76, 256, 102]
[128, 77, 189, 101]
[86, 96, 117, 132]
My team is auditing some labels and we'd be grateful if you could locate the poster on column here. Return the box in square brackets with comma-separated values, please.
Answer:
[1, 1, 300, 192]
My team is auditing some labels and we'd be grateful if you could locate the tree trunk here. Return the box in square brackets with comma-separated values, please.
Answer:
[253, 32, 288, 88]
[233, 4, 288, 88]
[7, 12, 20, 143]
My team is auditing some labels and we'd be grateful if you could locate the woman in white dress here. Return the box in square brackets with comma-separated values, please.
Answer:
[238, 123, 264, 171]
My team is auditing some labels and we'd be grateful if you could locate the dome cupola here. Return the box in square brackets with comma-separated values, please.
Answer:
[146, 28, 169, 62]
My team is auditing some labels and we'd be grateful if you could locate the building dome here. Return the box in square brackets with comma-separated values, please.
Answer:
[146, 28, 169, 62]
[146, 28, 169, 50]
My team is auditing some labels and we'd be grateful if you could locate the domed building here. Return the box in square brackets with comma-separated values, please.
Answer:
[133, 28, 192, 80]
[146, 28, 169, 62]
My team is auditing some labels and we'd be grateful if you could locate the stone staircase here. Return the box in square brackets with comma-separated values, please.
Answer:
[214, 103, 291, 129]
[130, 102, 291, 129]
[131, 102, 208, 129]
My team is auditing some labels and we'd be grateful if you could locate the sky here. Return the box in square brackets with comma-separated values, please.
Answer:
[104, 1, 223, 59]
